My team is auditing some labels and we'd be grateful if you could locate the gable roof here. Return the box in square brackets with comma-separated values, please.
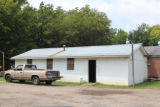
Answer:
[11, 44, 145, 59]
[144, 46, 160, 57]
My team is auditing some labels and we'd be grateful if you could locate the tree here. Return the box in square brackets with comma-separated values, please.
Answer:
[13, 0, 27, 6]
[147, 25, 160, 46]
[29, 2, 66, 48]
[43, 6, 66, 47]
[128, 24, 149, 46]
[112, 29, 128, 44]
[0, 0, 25, 68]
[60, 5, 111, 46]
[0, 0, 35, 68]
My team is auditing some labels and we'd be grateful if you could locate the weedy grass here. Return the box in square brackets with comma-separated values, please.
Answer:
[54, 81, 87, 86]
[0, 77, 6, 84]
[93, 81, 160, 89]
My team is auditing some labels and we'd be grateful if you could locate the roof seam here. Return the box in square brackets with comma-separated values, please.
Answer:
[48, 50, 65, 58]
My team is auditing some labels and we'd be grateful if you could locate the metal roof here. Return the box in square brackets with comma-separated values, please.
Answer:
[144, 46, 160, 57]
[11, 44, 144, 59]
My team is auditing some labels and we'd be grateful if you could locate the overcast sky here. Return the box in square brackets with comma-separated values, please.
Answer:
[27, 0, 160, 31]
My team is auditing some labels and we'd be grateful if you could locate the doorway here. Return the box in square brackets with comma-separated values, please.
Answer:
[88, 60, 96, 83]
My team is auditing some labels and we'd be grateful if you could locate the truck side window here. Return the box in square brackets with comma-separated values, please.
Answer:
[25, 65, 37, 70]
[16, 65, 23, 71]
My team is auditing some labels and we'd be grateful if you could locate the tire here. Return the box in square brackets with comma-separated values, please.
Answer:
[32, 76, 40, 85]
[45, 81, 52, 85]
[19, 80, 25, 83]
[5, 75, 12, 82]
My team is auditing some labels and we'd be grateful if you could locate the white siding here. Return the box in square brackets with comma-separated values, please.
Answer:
[96, 58, 129, 85]
[14, 58, 129, 85]
[32, 59, 46, 69]
[15, 59, 26, 67]
[128, 49, 148, 85]
[15, 59, 47, 69]
[53, 59, 88, 82]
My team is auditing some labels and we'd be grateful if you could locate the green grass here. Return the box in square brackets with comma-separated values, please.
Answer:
[134, 81, 160, 89]
[0, 77, 6, 84]
[2, 76, 160, 89]
[0, 77, 86, 86]
[11, 80, 86, 86]
[54, 81, 87, 86]
[92, 83, 130, 89]
[93, 81, 160, 89]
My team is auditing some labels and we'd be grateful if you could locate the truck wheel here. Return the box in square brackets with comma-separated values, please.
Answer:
[32, 76, 40, 85]
[5, 75, 12, 82]
[45, 81, 52, 85]
[19, 80, 25, 83]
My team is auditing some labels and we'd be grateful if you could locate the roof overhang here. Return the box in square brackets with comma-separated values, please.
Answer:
[148, 55, 160, 57]
[11, 55, 129, 60]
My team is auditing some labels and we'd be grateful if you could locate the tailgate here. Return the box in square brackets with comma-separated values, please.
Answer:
[47, 71, 60, 77]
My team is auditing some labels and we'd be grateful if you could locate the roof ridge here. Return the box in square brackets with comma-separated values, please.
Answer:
[31, 43, 142, 50]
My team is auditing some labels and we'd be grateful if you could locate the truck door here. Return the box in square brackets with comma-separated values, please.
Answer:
[13, 65, 24, 79]
[23, 65, 35, 80]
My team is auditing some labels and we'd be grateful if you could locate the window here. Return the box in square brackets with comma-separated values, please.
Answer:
[27, 59, 32, 64]
[16, 65, 23, 71]
[25, 65, 37, 70]
[47, 59, 53, 70]
[67, 58, 74, 70]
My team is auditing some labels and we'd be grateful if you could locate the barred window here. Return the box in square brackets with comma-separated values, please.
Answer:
[47, 59, 53, 70]
[27, 59, 32, 64]
[67, 58, 74, 70]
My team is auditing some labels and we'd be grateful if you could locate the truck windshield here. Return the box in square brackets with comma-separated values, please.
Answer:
[25, 65, 37, 70]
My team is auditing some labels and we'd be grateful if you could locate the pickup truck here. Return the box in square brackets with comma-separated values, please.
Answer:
[4, 64, 63, 85]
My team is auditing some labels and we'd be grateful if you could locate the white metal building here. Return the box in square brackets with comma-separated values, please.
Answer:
[11, 44, 148, 86]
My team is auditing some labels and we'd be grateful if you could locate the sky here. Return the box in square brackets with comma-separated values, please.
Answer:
[27, 0, 160, 31]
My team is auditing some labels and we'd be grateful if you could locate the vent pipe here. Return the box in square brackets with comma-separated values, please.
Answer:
[63, 45, 66, 51]
[126, 38, 130, 44]
[158, 41, 160, 46]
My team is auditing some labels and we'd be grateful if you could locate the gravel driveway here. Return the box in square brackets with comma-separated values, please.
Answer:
[0, 83, 160, 107]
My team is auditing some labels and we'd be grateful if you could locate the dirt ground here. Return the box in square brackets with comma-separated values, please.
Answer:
[0, 83, 160, 107]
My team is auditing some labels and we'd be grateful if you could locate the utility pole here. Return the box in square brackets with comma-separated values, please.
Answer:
[2, 52, 4, 72]
[0, 51, 5, 76]
[126, 38, 135, 87]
